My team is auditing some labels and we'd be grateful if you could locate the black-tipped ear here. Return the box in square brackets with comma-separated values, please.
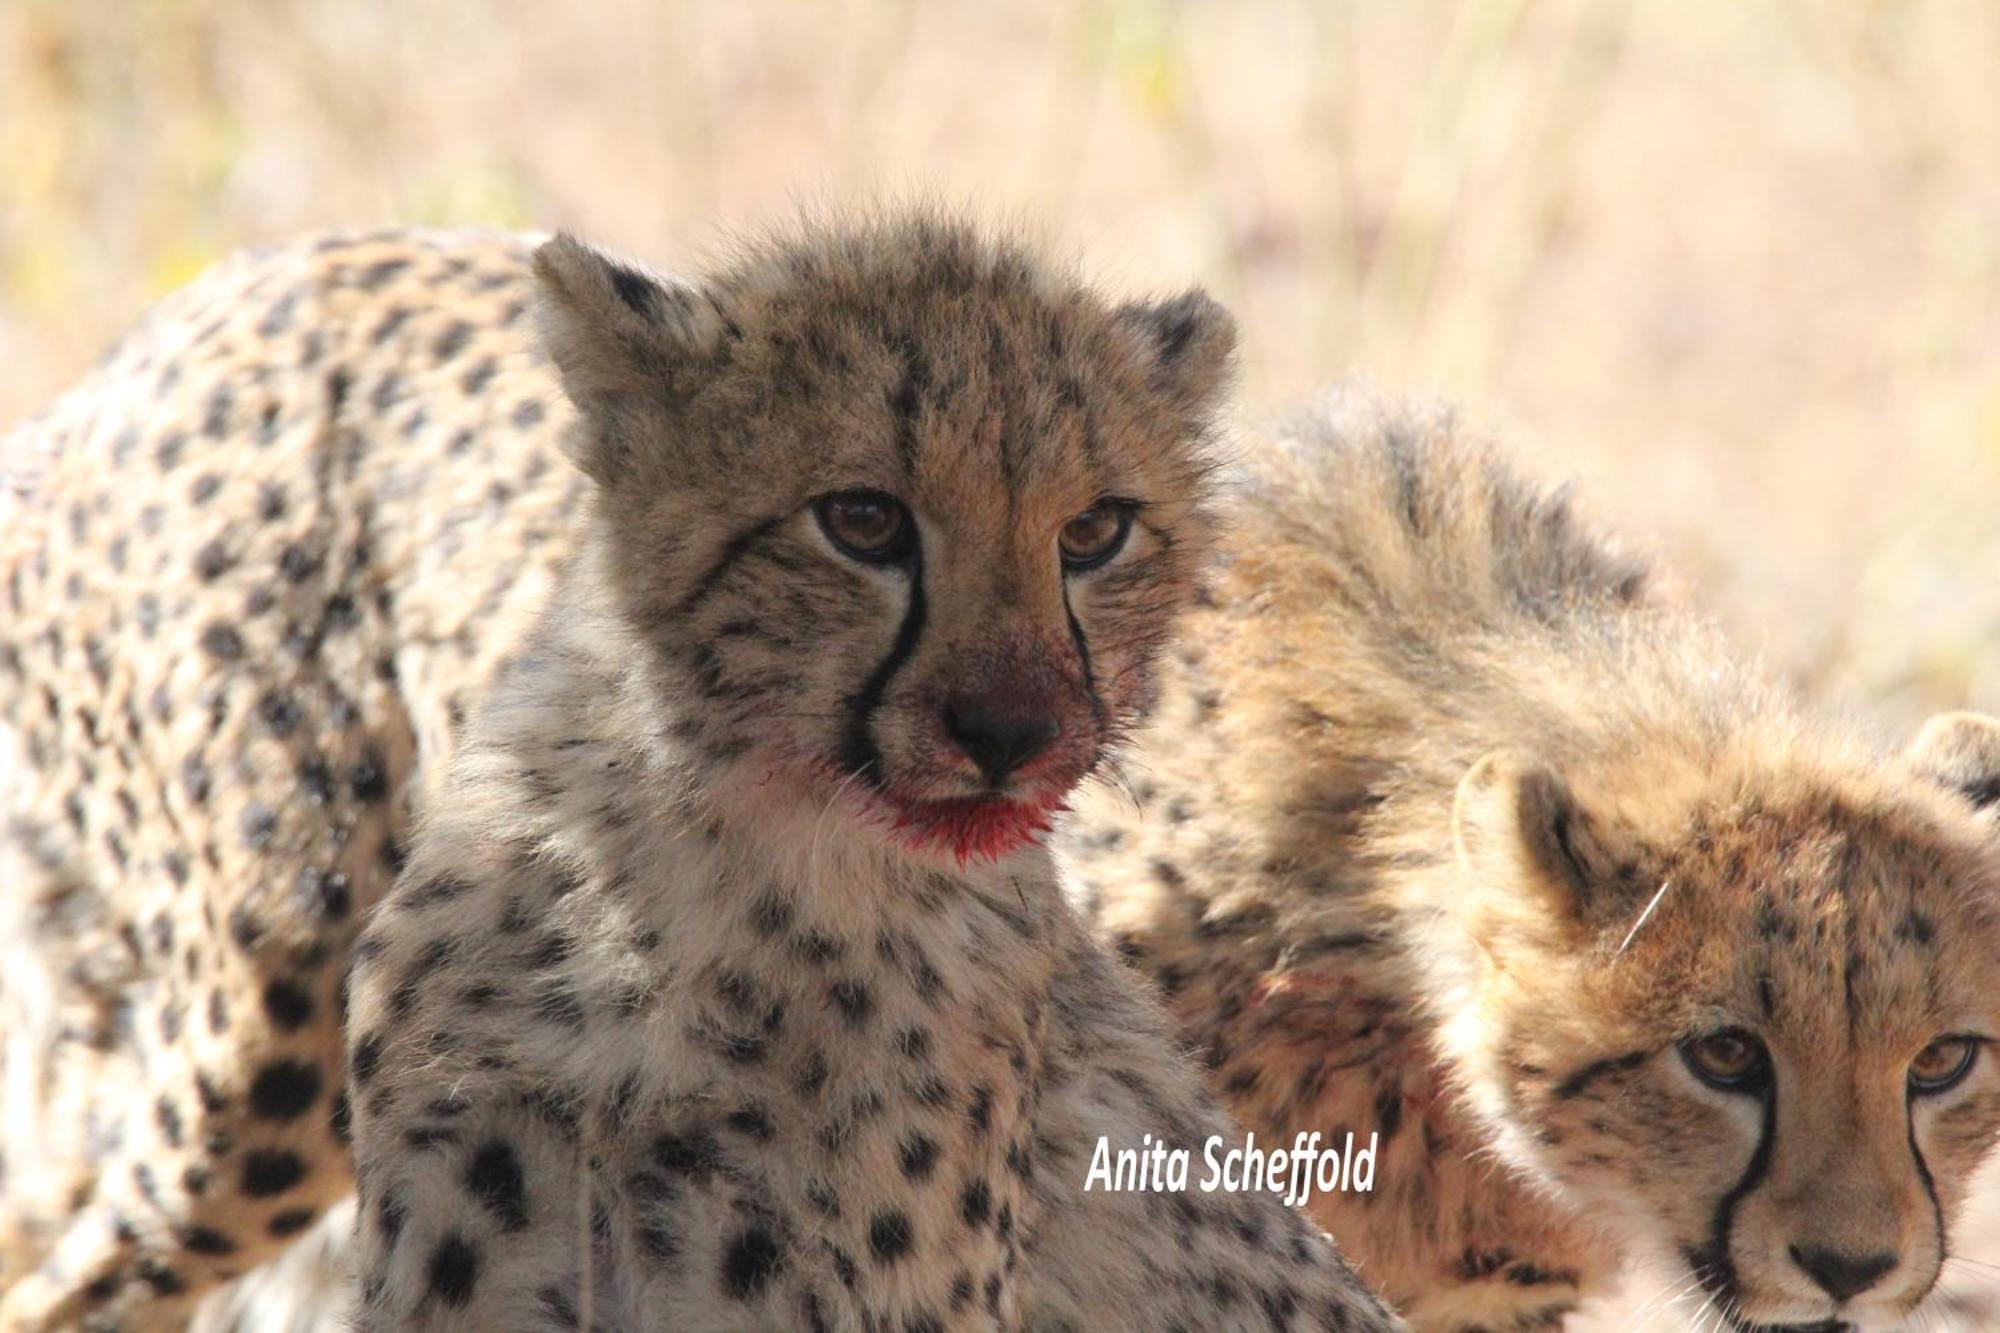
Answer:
[1908, 712, 2000, 812]
[1114, 288, 1236, 412]
[531, 233, 726, 482]
[1452, 750, 1629, 941]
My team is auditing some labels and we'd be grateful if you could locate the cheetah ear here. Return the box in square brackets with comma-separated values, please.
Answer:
[1907, 712, 2000, 813]
[1451, 750, 1630, 953]
[1113, 289, 1237, 415]
[531, 233, 728, 483]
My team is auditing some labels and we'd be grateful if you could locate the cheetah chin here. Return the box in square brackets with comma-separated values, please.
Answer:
[880, 791, 1067, 862]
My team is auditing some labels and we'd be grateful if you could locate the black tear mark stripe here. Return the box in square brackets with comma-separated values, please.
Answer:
[1551, 1048, 1650, 1100]
[839, 554, 927, 787]
[678, 515, 788, 618]
[1908, 1095, 1946, 1300]
[1687, 1078, 1778, 1313]
[1060, 582, 1104, 726]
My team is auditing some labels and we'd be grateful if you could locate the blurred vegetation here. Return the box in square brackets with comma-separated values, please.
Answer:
[6, 2, 2000, 1324]
[5, 0, 2000, 703]
[7, 0, 2000, 701]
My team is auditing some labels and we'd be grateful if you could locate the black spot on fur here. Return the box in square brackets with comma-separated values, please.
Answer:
[727, 1104, 776, 1141]
[426, 1231, 479, 1307]
[349, 748, 390, 801]
[136, 1257, 187, 1296]
[268, 1208, 317, 1239]
[239, 803, 278, 851]
[155, 430, 188, 471]
[177, 1224, 237, 1256]
[828, 979, 873, 1028]
[351, 1033, 383, 1085]
[194, 540, 235, 582]
[899, 1133, 940, 1181]
[653, 1129, 721, 1177]
[378, 1191, 407, 1244]
[960, 1178, 991, 1228]
[257, 690, 301, 736]
[262, 979, 315, 1031]
[433, 320, 474, 361]
[200, 622, 245, 661]
[868, 1210, 914, 1265]
[278, 544, 322, 583]
[240, 1149, 306, 1197]
[357, 258, 411, 291]
[156, 1096, 185, 1148]
[465, 1141, 530, 1232]
[248, 1060, 322, 1120]
[720, 1227, 785, 1300]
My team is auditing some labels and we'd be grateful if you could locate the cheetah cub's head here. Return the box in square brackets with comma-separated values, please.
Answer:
[1441, 713, 2000, 1331]
[532, 215, 1231, 861]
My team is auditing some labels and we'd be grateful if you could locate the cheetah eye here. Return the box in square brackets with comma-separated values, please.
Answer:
[815, 490, 915, 564]
[1679, 1028, 1769, 1093]
[1059, 500, 1136, 572]
[1910, 1036, 1981, 1096]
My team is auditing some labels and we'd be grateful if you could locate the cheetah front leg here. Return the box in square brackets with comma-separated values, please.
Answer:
[0, 683, 415, 1329]
[348, 1085, 590, 1332]
[0, 827, 128, 1298]
[0, 829, 219, 1332]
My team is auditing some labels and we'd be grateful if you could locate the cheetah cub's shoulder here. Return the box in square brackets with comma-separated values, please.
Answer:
[347, 217, 1403, 1332]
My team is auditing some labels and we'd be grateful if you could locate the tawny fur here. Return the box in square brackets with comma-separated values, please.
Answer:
[1060, 389, 2000, 1332]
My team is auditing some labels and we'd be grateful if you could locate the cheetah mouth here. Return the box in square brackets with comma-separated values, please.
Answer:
[880, 791, 1067, 862]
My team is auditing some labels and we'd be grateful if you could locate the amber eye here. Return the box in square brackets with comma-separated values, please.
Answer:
[815, 490, 914, 563]
[1910, 1037, 1980, 1096]
[1680, 1028, 1769, 1093]
[1059, 500, 1135, 571]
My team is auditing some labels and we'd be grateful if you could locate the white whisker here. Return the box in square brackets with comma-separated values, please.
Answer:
[1617, 878, 1674, 956]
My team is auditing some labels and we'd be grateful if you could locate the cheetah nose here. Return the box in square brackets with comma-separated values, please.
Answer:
[943, 699, 1061, 787]
[1789, 1244, 1897, 1302]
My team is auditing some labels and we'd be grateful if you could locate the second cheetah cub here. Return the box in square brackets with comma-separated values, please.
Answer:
[346, 217, 1403, 1332]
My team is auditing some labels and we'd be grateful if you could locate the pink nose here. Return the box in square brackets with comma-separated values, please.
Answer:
[943, 700, 1061, 786]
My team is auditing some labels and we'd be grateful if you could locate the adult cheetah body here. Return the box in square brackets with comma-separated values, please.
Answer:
[2, 230, 576, 1328]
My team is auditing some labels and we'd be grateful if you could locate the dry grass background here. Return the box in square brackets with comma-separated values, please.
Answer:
[4, 1, 2000, 1327]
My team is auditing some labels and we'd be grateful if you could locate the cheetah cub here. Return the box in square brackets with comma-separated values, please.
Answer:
[345, 219, 1403, 1332]
[1064, 393, 2000, 1332]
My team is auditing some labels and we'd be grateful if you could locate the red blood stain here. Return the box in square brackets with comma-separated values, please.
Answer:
[886, 793, 1068, 863]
